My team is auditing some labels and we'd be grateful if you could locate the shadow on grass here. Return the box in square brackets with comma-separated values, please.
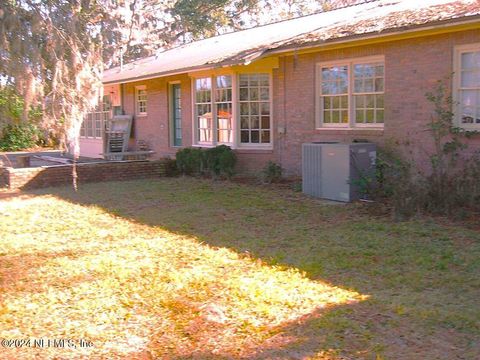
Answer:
[27, 178, 480, 359]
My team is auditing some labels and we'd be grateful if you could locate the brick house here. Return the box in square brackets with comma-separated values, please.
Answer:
[79, 0, 480, 175]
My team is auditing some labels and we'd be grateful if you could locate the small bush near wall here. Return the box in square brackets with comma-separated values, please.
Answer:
[374, 80, 480, 220]
[162, 157, 179, 177]
[259, 161, 283, 184]
[176, 145, 237, 179]
[204, 145, 236, 178]
[176, 148, 204, 175]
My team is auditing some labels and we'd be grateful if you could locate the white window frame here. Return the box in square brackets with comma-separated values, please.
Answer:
[193, 76, 215, 146]
[191, 72, 273, 149]
[453, 43, 480, 131]
[135, 85, 147, 116]
[237, 73, 273, 148]
[316, 56, 385, 129]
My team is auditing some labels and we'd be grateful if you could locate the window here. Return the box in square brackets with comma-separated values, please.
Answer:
[215, 75, 233, 143]
[239, 74, 271, 144]
[317, 58, 384, 128]
[136, 86, 147, 115]
[454, 44, 480, 129]
[193, 73, 272, 147]
[80, 95, 111, 139]
[171, 83, 182, 147]
[195, 78, 212, 143]
[320, 66, 349, 126]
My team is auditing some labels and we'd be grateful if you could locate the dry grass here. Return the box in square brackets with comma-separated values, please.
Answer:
[0, 192, 364, 359]
[0, 178, 479, 359]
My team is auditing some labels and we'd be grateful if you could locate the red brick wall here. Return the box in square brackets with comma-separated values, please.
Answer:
[115, 29, 480, 176]
[0, 161, 166, 190]
[272, 29, 480, 175]
[122, 74, 192, 157]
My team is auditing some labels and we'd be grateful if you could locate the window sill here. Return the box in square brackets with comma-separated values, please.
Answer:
[136, 113, 147, 118]
[315, 127, 384, 134]
[457, 125, 480, 133]
[236, 148, 273, 154]
[192, 144, 273, 152]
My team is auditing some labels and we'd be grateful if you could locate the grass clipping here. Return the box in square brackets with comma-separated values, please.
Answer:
[0, 195, 367, 359]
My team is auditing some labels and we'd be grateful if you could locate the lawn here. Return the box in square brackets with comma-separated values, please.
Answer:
[0, 178, 479, 359]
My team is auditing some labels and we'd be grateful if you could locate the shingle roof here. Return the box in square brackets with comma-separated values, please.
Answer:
[103, 0, 480, 84]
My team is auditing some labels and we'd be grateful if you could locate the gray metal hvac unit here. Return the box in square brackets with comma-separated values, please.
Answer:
[302, 142, 377, 202]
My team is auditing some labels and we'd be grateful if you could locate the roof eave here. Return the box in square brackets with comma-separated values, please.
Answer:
[103, 50, 266, 85]
[103, 14, 480, 85]
[265, 14, 480, 56]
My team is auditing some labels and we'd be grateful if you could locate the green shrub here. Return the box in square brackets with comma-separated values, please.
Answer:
[259, 161, 283, 183]
[175, 147, 204, 175]
[161, 157, 179, 177]
[0, 123, 43, 151]
[175, 145, 237, 178]
[204, 145, 236, 178]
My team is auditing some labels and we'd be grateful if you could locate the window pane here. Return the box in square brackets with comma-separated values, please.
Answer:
[461, 51, 480, 70]
[261, 131, 270, 143]
[461, 70, 480, 88]
[321, 66, 348, 95]
[261, 103, 270, 115]
[324, 111, 331, 123]
[215, 76, 232, 143]
[251, 116, 259, 129]
[332, 96, 340, 109]
[324, 97, 331, 110]
[366, 94, 375, 108]
[356, 110, 365, 123]
[250, 103, 259, 115]
[240, 103, 249, 115]
[354, 79, 363, 93]
[332, 111, 339, 123]
[364, 78, 374, 92]
[239, 88, 248, 101]
[261, 116, 270, 129]
[250, 87, 259, 101]
[241, 116, 249, 129]
[355, 95, 365, 109]
[251, 130, 259, 143]
[239, 75, 249, 87]
[376, 110, 384, 123]
[196, 78, 211, 91]
[241, 130, 249, 143]
[216, 75, 231, 88]
[376, 94, 384, 108]
[80, 121, 85, 137]
[366, 110, 375, 123]
[353, 63, 384, 94]
[260, 87, 269, 100]
[259, 74, 269, 86]
[460, 90, 477, 123]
